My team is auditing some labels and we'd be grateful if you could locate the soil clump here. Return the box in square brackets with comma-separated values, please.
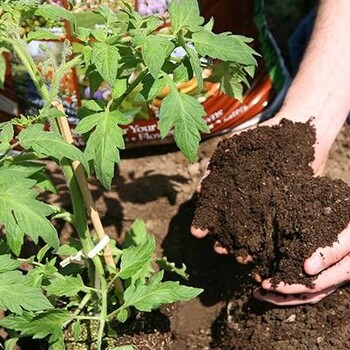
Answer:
[193, 119, 350, 286]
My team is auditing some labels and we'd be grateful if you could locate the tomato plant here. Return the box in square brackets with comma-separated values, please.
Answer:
[0, 0, 258, 348]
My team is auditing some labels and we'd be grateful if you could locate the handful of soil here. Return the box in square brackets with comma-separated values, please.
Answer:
[193, 119, 350, 286]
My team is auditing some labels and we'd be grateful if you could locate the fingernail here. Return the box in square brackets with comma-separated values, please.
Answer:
[307, 255, 323, 274]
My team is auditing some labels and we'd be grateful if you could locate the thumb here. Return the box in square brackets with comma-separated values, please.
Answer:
[304, 222, 350, 275]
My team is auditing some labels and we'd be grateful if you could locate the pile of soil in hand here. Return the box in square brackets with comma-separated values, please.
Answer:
[193, 119, 350, 286]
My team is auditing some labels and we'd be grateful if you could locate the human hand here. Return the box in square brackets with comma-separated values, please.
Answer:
[254, 223, 350, 305]
[190, 113, 349, 304]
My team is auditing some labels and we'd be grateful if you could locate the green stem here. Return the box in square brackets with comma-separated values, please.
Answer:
[10, 40, 50, 101]
[62, 161, 109, 350]
[2, 151, 45, 163]
[113, 68, 149, 108]
[97, 286, 108, 350]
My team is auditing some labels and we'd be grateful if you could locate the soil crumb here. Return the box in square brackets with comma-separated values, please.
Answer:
[193, 119, 350, 286]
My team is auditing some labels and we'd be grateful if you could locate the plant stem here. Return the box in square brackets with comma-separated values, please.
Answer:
[113, 68, 149, 108]
[52, 100, 117, 269]
[97, 287, 108, 350]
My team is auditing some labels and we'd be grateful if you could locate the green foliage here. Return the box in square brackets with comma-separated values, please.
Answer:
[0, 165, 59, 254]
[0, 0, 257, 348]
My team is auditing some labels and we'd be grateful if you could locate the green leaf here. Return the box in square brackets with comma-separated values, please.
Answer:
[116, 309, 128, 323]
[112, 78, 127, 99]
[0, 123, 14, 153]
[26, 260, 58, 287]
[0, 254, 20, 273]
[27, 29, 59, 41]
[156, 256, 189, 280]
[186, 46, 203, 91]
[44, 274, 85, 297]
[137, 34, 175, 78]
[158, 87, 209, 162]
[110, 346, 137, 350]
[118, 236, 155, 279]
[192, 30, 258, 66]
[168, 0, 204, 33]
[139, 75, 167, 101]
[91, 42, 120, 85]
[0, 166, 59, 254]
[0, 310, 71, 340]
[123, 218, 149, 248]
[18, 124, 89, 172]
[122, 271, 203, 312]
[0, 49, 9, 89]
[173, 63, 190, 83]
[35, 4, 76, 31]
[4, 338, 18, 350]
[72, 320, 81, 342]
[75, 110, 129, 189]
[0, 271, 53, 314]
[30, 170, 58, 194]
[36, 244, 51, 262]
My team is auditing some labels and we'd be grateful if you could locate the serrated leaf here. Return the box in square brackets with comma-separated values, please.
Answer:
[0, 310, 71, 340]
[123, 218, 148, 248]
[122, 271, 203, 312]
[112, 78, 127, 99]
[35, 4, 76, 31]
[118, 235, 155, 279]
[0, 166, 59, 254]
[173, 63, 190, 83]
[26, 260, 58, 287]
[156, 256, 189, 280]
[91, 42, 120, 85]
[138, 35, 175, 78]
[30, 170, 58, 194]
[0, 271, 53, 314]
[169, 0, 204, 33]
[44, 274, 85, 297]
[0, 254, 20, 273]
[18, 124, 89, 173]
[75, 110, 129, 189]
[0, 123, 14, 144]
[158, 88, 209, 162]
[221, 76, 244, 101]
[187, 46, 203, 91]
[139, 75, 167, 101]
[192, 30, 258, 66]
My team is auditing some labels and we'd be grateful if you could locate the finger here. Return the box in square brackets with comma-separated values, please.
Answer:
[190, 226, 209, 238]
[213, 241, 229, 254]
[304, 222, 350, 275]
[262, 253, 350, 294]
[305, 254, 350, 291]
[261, 279, 314, 294]
[236, 254, 253, 264]
[253, 285, 338, 306]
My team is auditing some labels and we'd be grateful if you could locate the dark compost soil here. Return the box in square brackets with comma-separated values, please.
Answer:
[193, 119, 350, 287]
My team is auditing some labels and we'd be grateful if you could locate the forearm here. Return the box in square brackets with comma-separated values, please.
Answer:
[276, 0, 350, 171]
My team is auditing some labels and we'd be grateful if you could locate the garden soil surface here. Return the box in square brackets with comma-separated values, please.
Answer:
[17, 121, 350, 350]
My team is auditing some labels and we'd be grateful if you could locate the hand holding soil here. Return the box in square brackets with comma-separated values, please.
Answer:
[192, 118, 350, 305]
